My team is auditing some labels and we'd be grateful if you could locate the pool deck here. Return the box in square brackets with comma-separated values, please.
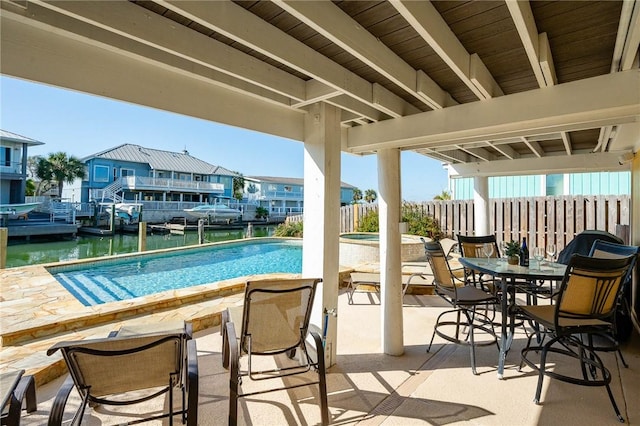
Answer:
[0, 252, 360, 387]
[11, 289, 640, 425]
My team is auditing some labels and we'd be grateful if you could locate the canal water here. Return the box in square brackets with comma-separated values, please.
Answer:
[5, 225, 277, 269]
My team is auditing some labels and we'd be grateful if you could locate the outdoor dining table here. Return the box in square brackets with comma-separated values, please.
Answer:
[458, 257, 567, 379]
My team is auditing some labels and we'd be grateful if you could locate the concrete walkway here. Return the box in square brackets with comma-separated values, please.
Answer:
[16, 290, 640, 425]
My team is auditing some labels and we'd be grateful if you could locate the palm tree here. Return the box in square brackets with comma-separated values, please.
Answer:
[352, 188, 363, 203]
[232, 172, 245, 202]
[364, 189, 377, 203]
[36, 152, 86, 199]
[433, 190, 452, 200]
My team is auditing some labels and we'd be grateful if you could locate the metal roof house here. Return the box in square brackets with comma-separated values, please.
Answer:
[246, 175, 357, 216]
[0, 129, 44, 205]
[2, 0, 639, 363]
[65, 144, 237, 204]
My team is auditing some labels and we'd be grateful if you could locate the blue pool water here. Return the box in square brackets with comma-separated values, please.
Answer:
[47, 239, 302, 306]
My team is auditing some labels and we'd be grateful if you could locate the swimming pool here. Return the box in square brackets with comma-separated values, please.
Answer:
[47, 239, 302, 306]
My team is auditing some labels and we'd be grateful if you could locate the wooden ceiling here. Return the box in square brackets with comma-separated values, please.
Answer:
[2, 0, 638, 175]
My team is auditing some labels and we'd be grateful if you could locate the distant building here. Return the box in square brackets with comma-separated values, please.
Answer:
[449, 171, 631, 200]
[246, 176, 356, 216]
[0, 129, 44, 204]
[62, 144, 237, 204]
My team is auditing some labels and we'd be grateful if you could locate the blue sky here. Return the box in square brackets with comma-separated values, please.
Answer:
[0, 76, 448, 201]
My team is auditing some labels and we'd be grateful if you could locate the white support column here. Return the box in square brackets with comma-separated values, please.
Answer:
[473, 176, 490, 236]
[377, 148, 404, 356]
[303, 102, 341, 366]
[630, 154, 640, 333]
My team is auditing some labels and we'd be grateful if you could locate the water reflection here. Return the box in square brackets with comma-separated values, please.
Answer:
[6, 225, 275, 268]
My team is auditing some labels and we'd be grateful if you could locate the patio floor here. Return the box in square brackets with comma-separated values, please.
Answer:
[15, 289, 640, 425]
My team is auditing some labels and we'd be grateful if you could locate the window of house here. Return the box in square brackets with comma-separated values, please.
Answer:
[1, 147, 11, 166]
[268, 184, 277, 191]
[94, 165, 110, 182]
[121, 168, 134, 177]
[284, 186, 292, 192]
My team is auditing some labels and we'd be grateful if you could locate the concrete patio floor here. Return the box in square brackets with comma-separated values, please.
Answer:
[16, 288, 640, 425]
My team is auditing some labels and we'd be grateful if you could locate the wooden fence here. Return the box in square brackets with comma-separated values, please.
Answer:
[288, 195, 631, 253]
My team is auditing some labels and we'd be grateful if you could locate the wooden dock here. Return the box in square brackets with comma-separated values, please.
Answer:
[6, 221, 79, 240]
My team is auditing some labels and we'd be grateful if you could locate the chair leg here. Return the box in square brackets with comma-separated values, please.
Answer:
[534, 343, 550, 404]
[226, 322, 239, 426]
[221, 310, 230, 369]
[465, 310, 478, 375]
[310, 331, 330, 426]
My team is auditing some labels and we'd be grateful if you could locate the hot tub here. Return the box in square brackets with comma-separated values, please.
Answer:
[339, 232, 427, 266]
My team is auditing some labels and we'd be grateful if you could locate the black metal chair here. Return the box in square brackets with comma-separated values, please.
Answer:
[456, 234, 500, 293]
[519, 254, 636, 423]
[587, 239, 640, 366]
[47, 321, 198, 426]
[1, 370, 36, 426]
[221, 277, 329, 425]
[425, 240, 497, 375]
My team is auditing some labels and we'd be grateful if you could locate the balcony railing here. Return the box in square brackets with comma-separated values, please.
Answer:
[121, 176, 224, 193]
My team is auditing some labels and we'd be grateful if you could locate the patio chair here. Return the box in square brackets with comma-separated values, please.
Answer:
[1, 370, 36, 426]
[518, 254, 635, 422]
[46, 321, 198, 426]
[346, 269, 433, 304]
[456, 234, 500, 293]
[221, 278, 329, 425]
[587, 239, 640, 366]
[425, 240, 497, 375]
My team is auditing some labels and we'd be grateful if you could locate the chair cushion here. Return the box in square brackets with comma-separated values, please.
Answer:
[519, 305, 610, 329]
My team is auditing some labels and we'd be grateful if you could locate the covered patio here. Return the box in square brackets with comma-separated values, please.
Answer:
[20, 289, 640, 425]
[1, 0, 639, 423]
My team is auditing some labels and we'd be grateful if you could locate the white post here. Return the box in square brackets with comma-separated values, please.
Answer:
[473, 176, 490, 236]
[303, 102, 341, 366]
[378, 148, 404, 356]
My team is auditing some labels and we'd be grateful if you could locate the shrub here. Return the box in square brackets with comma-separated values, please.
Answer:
[255, 206, 269, 219]
[356, 203, 444, 240]
[274, 221, 303, 237]
[357, 210, 379, 232]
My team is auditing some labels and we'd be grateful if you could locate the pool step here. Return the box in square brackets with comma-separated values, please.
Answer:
[0, 280, 247, 347]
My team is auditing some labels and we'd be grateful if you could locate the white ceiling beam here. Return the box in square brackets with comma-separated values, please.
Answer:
[291, 80, 341, 108]
[448, 152, 630, 178]
[160, 0, 417, 119]
[420, 149, 471, 163]
[561, 132, 572, 156]
[521, 137, 544, 157]
[28, 0, 307, 102]
[619, 0, 640, 71]
[275, 0, 445, 110]
[325, 95, 387, 123]
[457, 146, 495, 162]
[506, 0, 547, 87]
[392, 0, 503, 100]
[488, 141, 520, 160]
[346, 70, 640, 152]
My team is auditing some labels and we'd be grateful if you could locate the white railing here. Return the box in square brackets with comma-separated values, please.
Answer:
[122, 176, 224, 192]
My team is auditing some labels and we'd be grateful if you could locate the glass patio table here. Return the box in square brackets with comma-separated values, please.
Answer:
[458, 257, 567, 379]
